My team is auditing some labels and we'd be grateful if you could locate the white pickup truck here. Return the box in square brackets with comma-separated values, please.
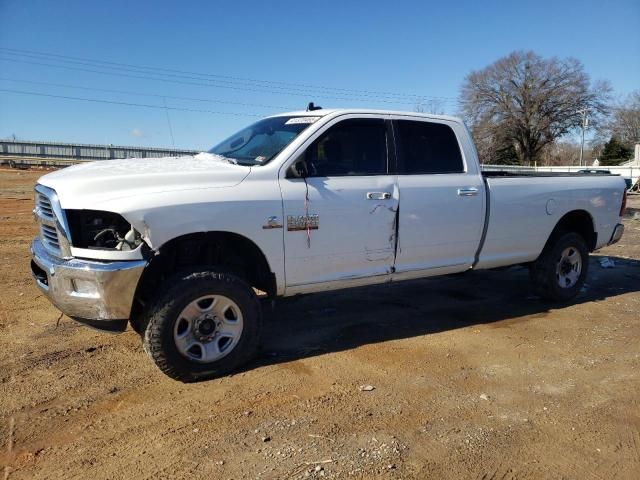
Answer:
[30, 109, 627, 381]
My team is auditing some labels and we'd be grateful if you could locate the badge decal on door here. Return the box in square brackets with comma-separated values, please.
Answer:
[262, 216, 283, 229]
[287, 214, 319, 231]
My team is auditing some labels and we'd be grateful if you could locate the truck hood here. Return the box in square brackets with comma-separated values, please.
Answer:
[38, 153, 251, 209]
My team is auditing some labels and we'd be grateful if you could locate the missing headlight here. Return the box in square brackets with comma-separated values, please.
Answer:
[65, 210, 142, 250]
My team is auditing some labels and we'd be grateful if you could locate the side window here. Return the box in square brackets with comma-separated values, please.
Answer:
[395, 120, 464, 174]
[304, 119, 387, 177]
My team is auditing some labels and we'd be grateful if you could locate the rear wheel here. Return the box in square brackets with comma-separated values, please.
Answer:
[143, 270, 261, 382]
[530, 232, 589, 301]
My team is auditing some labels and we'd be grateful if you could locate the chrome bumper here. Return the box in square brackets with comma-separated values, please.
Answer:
[30, 238, 147, 329]
[608, 223, 624, 246]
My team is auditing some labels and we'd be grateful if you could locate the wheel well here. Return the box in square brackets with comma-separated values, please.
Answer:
[131, 232, 275, 325]
[549, 210, 597, 251]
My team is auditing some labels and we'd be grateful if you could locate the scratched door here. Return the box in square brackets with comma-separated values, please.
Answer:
[391, 117, 485, 273]
[279, 118, 398, 290]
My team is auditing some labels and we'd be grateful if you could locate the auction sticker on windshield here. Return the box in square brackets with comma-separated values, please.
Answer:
[285, 117, 320, 125]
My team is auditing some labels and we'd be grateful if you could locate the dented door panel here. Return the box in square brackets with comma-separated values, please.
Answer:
[280, 175, 398, 288]
[394, 173, 485, 273]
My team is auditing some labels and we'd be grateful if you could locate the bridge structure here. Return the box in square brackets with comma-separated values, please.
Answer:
[0, 139, 199, 168]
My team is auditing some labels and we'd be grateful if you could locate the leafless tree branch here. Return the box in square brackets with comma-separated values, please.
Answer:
[459, 51, 611, 165]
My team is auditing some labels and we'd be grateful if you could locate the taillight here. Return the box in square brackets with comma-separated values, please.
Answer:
[620, 189, 627, 217]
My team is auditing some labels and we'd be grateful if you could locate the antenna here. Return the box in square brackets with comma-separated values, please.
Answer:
[306, 102, 322, 111]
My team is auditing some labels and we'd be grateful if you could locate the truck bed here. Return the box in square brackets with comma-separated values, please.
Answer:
[482, 170, 620, 178]
[475, 173, 625, 270]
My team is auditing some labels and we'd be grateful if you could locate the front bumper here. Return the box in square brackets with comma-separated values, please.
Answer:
[608, 223, 624, 246]
[30, 238, 147, 330]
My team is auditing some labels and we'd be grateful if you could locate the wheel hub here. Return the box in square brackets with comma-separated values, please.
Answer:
[173, 294, 244, 364]
[556, 247, 582, 289]
[560, 260, 572, 275]
[193, 315, 219, 342]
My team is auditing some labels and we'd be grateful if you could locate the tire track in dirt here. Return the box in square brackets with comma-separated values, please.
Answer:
[2, 417, 14, 480]
[627, 426, 640, 468]
[2, 170, 640, 479]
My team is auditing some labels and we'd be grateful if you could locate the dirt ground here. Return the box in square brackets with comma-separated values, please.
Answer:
[1, 168, 639, 480]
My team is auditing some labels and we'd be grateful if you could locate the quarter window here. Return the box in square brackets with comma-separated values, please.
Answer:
[395, 120, 464, 174]
[303, 119, 387, 177]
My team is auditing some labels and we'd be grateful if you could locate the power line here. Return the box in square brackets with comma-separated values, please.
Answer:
[0, 88, 263, 117]
[0, 53, 460, 107]
[1, 55, 441, 106]
[0, 76, 296, 110]
[0, 46, 457, 103]
[1, 51, 321, 96]
[0, 54, 459, 106]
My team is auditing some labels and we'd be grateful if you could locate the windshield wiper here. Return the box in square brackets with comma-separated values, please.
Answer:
[195, 152, 238, 165]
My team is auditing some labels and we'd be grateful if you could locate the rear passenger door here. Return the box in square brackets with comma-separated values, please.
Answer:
[392, 118, 485, 275]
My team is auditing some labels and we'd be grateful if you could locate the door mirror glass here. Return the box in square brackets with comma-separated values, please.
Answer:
[286, 158, 309, 178]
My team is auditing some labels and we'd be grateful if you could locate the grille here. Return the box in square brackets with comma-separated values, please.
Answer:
[41, 224, 60, 251]
[35, 186, 66, 256]
[37, 193, 54, 219]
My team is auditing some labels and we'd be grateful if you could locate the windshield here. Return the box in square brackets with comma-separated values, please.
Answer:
[208, 116, 319, 166]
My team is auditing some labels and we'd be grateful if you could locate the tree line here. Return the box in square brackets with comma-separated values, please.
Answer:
[448, 51, 638, 166]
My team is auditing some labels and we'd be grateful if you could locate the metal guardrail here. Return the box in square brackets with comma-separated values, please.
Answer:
[0, 155, 90, 169]
[0, 139, 198, 163]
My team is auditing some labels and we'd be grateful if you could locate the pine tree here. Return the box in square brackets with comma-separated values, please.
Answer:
[599, 136, 633, 165]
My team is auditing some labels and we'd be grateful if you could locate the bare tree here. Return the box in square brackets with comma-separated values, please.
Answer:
[603, 90, 640, 146]
[459, 51, 611, 165]
[539, 141, 587, 166]
[414, 99, 446, 115]
[472, 120, 519, 165]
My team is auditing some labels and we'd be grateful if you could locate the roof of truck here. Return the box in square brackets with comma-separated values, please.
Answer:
[268, 108, 462, 123]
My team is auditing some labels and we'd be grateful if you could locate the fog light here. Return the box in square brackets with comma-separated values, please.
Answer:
[71, 279, 99, 297]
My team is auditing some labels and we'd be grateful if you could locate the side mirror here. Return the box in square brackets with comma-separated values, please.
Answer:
[286, 159, 309, 179]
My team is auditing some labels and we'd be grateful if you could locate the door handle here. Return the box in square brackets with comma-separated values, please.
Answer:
[366, 192, 392, 200]
[457, 187, 479, 196]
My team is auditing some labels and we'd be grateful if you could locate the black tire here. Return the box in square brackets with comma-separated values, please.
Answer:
[530, 231, 589, 301]
[129, 311, 146, 336]
[143, 270, 262, 382]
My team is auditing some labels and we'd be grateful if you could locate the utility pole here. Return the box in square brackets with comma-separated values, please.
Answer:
[578, 109, 589, 166]
[163, 97, 176, 147]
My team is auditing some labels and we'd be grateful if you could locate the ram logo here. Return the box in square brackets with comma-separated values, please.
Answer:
[262, 216, 283, 229]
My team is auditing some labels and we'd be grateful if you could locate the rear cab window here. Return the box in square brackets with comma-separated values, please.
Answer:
[394, 120, 464, 174]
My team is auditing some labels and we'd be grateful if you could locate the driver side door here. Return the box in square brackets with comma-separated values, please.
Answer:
[279, 116, 399, 293]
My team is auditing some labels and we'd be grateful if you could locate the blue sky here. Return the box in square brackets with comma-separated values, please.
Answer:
[0, 0, 638, 150]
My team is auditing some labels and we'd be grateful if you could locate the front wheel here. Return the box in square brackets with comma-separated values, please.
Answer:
[143, 270, 262, 382]
[530, 232, 589, 301]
